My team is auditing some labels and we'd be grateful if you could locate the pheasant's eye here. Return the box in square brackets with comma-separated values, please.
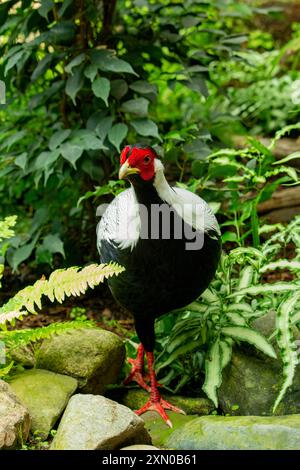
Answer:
[144, 155, 151, 164]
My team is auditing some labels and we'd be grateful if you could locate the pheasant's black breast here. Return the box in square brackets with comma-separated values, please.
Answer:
[99, 178, 221, 350]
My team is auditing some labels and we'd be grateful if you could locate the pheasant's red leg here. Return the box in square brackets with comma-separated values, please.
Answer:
[123, 343, 150, 392]
[135, 351, 185, 428]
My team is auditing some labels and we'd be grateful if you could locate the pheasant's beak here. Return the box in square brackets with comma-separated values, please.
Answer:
[118, 161, 140, 180]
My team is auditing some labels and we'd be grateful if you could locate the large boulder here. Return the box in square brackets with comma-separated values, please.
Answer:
[10, 369, 77, 438]
[0, 380, 30, 449]
[36, 328, 125, 394]
[166, 414, 300, 450]
[51, 394, 151, 450]
[218, 348, 300, 416]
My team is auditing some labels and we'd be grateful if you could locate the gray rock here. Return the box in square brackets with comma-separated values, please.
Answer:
[36, 328, 125, 394]
[166, 414, 300, 450]
[10, 369, 77, 438]
[0, 379, 30, 449]
[51, 394, 151, 450]
[218, 348, 300, 415]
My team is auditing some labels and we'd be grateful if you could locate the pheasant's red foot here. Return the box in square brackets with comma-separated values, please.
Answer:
[123, 357, 151, 391]
[135, 397, 185, 428]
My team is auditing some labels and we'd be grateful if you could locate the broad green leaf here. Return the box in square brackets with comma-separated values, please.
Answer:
[65, 65, 84, 105]
[121, 98, 149, 117]
[31, 54, 54, 81]
[65, 53, 85, 74]
[60, 143, 83, 168]
[70, 129, 106, 150]
[202, 338, 222, 407]
[110, 79, 128, 100]
[42, 234, 65, 258]
[108, 123, 128, 152]
[273, 292, 300, 412]
[0, 0, 16, 27]
[38, 0, 54, 18]
[129, 80, 157, 95]
[90, 50, 138, 75]
[221, 326, 276, 359]
[58, 0, 73, 16]
[186, 77, 208, 98]
[11, 231, 41, 272]
[49, 129, 71, 151]
[14, 153, 27, 171]
[47, 21, 76, 45]
[84, 64, 98, 81]
[95, 116, 114, 141]
[1, 130, 26, 150]
[130, 119, 161, 140]
[221, 231, 238, 243]
[92, 77, 110, 106]
[35, 150, 60, 170]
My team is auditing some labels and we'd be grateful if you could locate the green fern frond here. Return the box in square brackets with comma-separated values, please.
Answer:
[0, 215, 17, 242]
[0, 262, 125, 325]
[1, 320, 96, 348]
[202, 338, 222, 407]
[0, 310, 27, 325]
[273, 292, 300, 413]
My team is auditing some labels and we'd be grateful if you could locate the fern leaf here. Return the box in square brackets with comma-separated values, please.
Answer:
[259, 260, 300, 273]
[273, 292, 300, 413]
[202, 338, 222, 407]
[229, 282, 300, 297]
[156, 340, 200, 371]
[291, 310, 300, 325]
[0, 310, 26, 325]
[236, 266, 254, 302]
[0, 262, 125, 326]
[0, 215, 17, 242]
[269, 123, 300, 149]
[0, 361, 14, 377]
[221, 326, 276, 359]
[220, 338, 233, 370]
[1, 320, 96, 348]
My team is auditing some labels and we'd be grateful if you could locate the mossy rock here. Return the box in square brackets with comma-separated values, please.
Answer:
[36, 328, 125, 394]
[142, 411, 197, 448]
[10, 369, 77, 438]
[218, 348, 300, 416]
[167, 414, 300, 450]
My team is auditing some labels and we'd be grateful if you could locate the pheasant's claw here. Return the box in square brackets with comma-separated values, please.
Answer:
[123, 358, 151, 392]
[135, 397, 185, 428]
